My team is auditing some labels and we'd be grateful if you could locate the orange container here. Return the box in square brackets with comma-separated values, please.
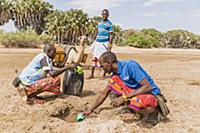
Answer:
[53, 45, 66, 67]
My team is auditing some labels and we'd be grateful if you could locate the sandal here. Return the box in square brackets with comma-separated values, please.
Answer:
[17, 84, 28, 101]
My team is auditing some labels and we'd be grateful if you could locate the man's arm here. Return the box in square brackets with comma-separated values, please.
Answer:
[126, 78, 152, 98]
[110, 78, 152, 107]
[94, 29, 98, 40]
[109, 32, 113, 45]
[42, 65, 76, 78]
[108, 20, 113, 50]
[84, 86, 111, 116]
[40, 57, 76, 78]
[48, 66, 70, 77]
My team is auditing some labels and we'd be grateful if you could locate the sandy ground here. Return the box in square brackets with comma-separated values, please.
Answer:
[0, 47, 200, 133]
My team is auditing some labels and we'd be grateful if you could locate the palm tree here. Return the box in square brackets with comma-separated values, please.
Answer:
[87, 16, 101, 42]
[0, 0, 13, 25]
[113, 25, 123, 45]
[1, 1, 124, 46]
[45, 9, 90, 45]
[12, 0, 53, 34]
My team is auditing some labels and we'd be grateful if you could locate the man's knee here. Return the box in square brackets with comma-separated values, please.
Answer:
[49, 76, 61, 85]
[109, 91, 119, 100]
[54, 76, 61, 83]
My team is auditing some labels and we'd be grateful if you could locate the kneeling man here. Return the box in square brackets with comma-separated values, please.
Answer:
[17, 44, 75, 104]
[84, 51, 169, 126]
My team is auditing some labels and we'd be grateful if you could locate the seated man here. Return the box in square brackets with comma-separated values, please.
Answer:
[84, 51, 169, 126]
[17, 44, 76, 104]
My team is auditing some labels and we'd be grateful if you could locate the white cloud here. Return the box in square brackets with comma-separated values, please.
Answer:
[67, 0, 126, 15]
[143, 0, 186, 6]
[143, 13, 157, 17]
[142, 12, 180, 17]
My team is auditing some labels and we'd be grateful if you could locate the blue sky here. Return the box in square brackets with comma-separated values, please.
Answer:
[1, 0, 200, 34]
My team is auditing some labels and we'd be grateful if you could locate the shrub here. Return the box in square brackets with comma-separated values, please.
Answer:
[123, 32, 161, 48]
[0, 30, 52, 48]
[121, 28, 162, 48]
[165, 30, 200, 40]
[163, 30, 200, 48]
[123, 29, 138, 40]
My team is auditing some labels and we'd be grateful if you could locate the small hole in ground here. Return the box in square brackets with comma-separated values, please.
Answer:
[50, 107, 78, 123]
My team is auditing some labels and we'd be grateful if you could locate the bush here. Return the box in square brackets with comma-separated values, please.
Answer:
[140, 28, 163, 47]
[123, 29, 138, 40]
[121, 28, 162, 48]
[141, 29, 163, 40]
[163, 30, 200, 48]
[0, 30, 52, 48]
[165, 30, 200, 40]
[123, 32, 161, 48]
[113, 25, 123, 45]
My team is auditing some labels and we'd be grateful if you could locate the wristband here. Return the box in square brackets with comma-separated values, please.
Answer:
[122, 94, 128, 102]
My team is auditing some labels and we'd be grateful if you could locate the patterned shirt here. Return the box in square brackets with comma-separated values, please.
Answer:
[96, 19, 113, 43]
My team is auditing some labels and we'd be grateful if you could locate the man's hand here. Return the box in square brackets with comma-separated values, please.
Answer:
[83, 87, 111, 117]
[110, 96, 124, 107]
[108, 44, 112, 51]
[65, 63, 77, 70]
[83, 110, 92, 117]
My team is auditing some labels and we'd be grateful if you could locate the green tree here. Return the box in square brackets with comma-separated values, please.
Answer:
[164, 30, 200, 48]
[0, 0, 13, 25]
[45, 9, 91, 44]
[113, 25, 123, 45]
[12, 0, 53, 34]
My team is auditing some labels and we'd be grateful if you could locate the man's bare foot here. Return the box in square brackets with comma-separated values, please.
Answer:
[99, 76, 106, 80]
[136, 119, 156, 128]
[114, 106, 134, 114]
[99, 75, 110, 80]
[26, 97, 45, 105]
[17, 84, 28, 101]
[86, 75, 94, 79]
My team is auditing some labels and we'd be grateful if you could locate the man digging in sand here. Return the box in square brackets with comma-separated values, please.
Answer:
[84, 51, 169, 127]
[15, 44, 76, 104]
[87, 9, 113, 80]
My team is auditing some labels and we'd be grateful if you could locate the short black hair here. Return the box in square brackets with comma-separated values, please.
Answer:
[43, 43, 55, 53]
[102, 9, 109, 13]
[100, 51, 117, 63]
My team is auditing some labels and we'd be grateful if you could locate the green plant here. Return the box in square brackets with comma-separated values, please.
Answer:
[123, 31, 161, 48]
[0, 29, 51, 48]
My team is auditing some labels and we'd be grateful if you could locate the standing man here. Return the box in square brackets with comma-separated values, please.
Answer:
[87, 9, 113, 79]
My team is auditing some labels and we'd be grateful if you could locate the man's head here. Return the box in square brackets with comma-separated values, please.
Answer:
[99, 51, 117, 74]
[102, 9, 109, 21]
[43, 44, 56, 59]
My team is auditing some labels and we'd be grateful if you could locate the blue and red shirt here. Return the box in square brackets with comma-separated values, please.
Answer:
[115, 60, 160, 95]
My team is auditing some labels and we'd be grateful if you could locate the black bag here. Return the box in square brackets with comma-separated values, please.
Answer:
[12, 77, 21, 87]
[62, 70, 84, 96]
